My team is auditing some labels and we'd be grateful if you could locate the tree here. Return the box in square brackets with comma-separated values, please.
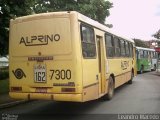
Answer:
[0, 0, 35, 56]
[33, 0, 113, 23]
[153, 29, 160, 39]
[0, 0, 112, 56]
[133, 39, 150, 48]
[153, 29, 160, 47]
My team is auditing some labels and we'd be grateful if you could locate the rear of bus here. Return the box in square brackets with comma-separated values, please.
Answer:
[9, 12, 83, 102]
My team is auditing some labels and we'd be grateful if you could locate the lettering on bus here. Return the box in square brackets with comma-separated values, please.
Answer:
[50, 69, 71, 80]
[19, 34, 60, 46]
[121, 61, 129, 70]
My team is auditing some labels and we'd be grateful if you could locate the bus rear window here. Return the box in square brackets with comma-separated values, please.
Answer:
[10, 17, 72, 56]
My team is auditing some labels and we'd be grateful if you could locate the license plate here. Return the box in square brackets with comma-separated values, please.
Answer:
[34, 64, 46, 83]
[36, 88, 47, 93]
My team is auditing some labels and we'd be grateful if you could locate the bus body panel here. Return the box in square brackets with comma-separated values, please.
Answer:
[137, 59, 151, 71]
[10, 18, 72, 56]
[107, 57, 133, 88]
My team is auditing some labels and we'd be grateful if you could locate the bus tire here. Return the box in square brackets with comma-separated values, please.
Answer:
[128, 72, 133, 84]
[154, 65, 156, 71]
[140, 65, 144, 74]
[104, 76, 114, 100]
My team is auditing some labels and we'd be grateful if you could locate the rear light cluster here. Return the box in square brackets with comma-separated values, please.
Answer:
[11, 87, 22, 92]
[53, 82, 75, 87]
[61, 88, 75, 92]
[11, 87, 76, 92]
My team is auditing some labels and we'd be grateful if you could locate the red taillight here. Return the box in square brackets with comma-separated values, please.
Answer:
[11, 87, 22, 92]
[61, 88, 75, 92]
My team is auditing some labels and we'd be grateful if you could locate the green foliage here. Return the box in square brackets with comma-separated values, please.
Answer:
[0, 68, 9, 80]
[33, 0, 113, 23]
[0, 0, 35, 56]
[0, 71, 9, 80]
[134, 39, 150, 48]
[0, 79, 9, 94]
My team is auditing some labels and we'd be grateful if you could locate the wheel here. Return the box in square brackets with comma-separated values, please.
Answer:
[103, 76, 114, 100]
[140, 66, 144, 74]
[154, 65, 156, 71]
[128, 72, 133, 84]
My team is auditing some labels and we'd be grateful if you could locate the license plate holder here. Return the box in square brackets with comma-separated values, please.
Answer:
[35, 88, 47, 93]
[34, 64, 46, 83]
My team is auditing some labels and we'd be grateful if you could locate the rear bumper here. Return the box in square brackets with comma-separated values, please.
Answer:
[9, 92, 83, 102]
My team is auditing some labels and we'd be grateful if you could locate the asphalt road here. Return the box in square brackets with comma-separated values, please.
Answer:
[0, 71, 160, 120]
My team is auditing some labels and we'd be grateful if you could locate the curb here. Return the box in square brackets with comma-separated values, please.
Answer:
[0, 100, 29, 109]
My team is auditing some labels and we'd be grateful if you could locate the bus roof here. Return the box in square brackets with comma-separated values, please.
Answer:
[77, 11, 134, 43]
[11, 11, 134, 43]
[136, 46, 155, 51]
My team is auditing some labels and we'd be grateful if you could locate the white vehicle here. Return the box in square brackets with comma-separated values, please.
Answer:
[157, 54, 160, 73]
[151, 51, 158, 71]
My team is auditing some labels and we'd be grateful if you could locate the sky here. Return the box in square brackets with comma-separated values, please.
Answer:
[106, 0, 160, 40]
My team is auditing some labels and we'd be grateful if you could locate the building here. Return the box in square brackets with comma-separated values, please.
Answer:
[146, 40, 159, 48]
[0, 56, 9, 68]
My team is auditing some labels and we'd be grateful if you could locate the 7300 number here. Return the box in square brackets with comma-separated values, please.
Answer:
[50, 69, 71, 80]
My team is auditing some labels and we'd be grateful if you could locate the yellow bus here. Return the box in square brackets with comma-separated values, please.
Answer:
[9, 11, 136, 102]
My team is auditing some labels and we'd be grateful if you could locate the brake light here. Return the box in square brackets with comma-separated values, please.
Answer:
[11, 87, 22, 92]
[61, 88, 75, 92]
